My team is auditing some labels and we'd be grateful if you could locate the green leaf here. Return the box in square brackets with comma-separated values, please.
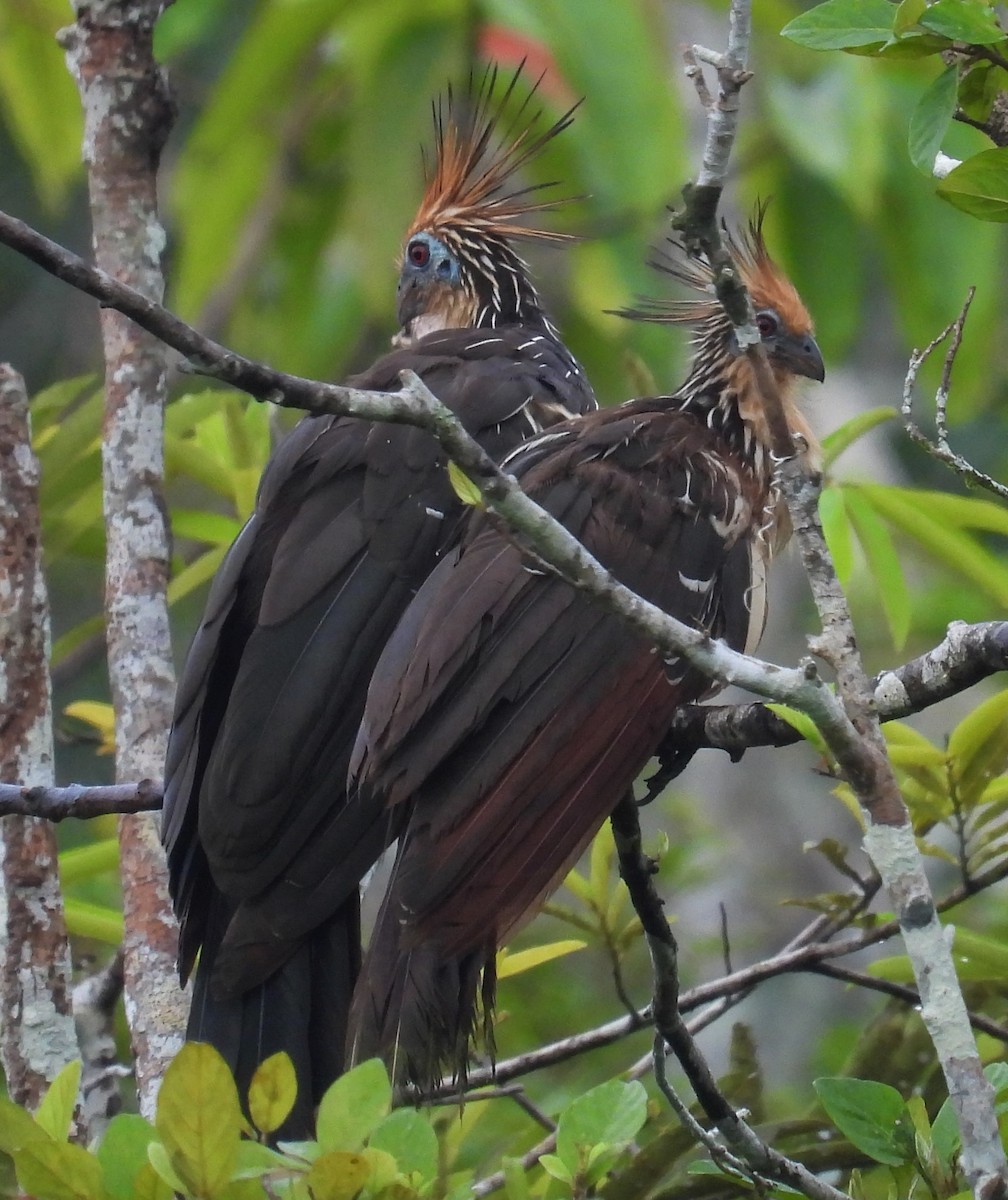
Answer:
[247, 1053, 298, 1137]
[556, 1080, 647, 1172]
[814, 1077, 912, 1165]
[894, 0, 927, 35]
[34, 1061, 81, 1143]
[909, 65, 959, 172]
[872, 925, 1008, 983]
[0, 1, 83, 210]
[229, 1140, 291, 1180]
[765, 703, 830, 757]
[63, 899, 124, 944]
[938, 147, 1008, 221]
[855, 484, 1008, 605]
[842, 488, 911, 648]
[447, 460, 484, 509]
[781, 0, 896, 50]
[171, 510, 245, 547]
[818, 486, 855, 587]
[156, 1042, 243, 1199]
[132, 1161, 173, 1200]
[821, 406, 897, 467]
[502, 1155, 531, 1200]
[14, 1139, 104, 1200]
[497, 939, 587, 979]
[305, 1151, 372, 1200]
[315, 1059, 391, 1151]
[948, 689, 1008, 804]
[369, 1108, 438, 1180]
[97, 1115, 159, 1200]
[146, 1141, 189, 1195]
[892, 488, 1008, 535]
[59, 840, 120, 885]
[918, 0, 1005, 44]
[538, 1153, 573, 1183]
[0, 1095, 49, 1154]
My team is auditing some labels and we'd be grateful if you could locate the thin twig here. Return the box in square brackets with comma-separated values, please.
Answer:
[903, 288, 1008, 501]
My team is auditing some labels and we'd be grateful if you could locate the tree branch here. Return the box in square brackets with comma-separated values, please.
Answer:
[0, 365, 79, 1114]
[61, 0, 186, 1119]
[902, 288, 1008, 502]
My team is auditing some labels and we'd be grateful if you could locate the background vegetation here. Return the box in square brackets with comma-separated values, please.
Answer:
[1, 0, 1007, 1196]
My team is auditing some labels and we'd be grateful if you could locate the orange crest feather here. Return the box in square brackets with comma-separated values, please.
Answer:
[405, 63, 580, 245]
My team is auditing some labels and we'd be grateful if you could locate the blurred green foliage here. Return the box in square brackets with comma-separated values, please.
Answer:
[2, 0, 1008, 1194]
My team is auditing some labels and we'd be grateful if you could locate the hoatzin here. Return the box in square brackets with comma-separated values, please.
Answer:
[347, 211, 825, 1090]
[161, 65, 595, 1133]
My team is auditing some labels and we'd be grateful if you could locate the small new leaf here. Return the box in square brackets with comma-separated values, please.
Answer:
[918, 0, 1004, 43]
[34, 1059, 81, 1143]
[447, 460, 484, 508]
[938, 147, 1008, 222]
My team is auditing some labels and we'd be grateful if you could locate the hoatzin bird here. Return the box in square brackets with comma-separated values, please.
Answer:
[161, 65, 595, 1133]
[347, 211, 825, 1090]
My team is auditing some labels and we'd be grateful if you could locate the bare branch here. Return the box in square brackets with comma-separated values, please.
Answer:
[0, 781, 163, 820]
[902, 289, 1008, 501]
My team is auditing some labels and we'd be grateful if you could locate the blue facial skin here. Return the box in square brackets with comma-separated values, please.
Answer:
[396, 231, 462, 328]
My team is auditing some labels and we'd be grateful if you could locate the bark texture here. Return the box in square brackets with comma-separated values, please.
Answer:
[62, 0, 185, 1118]
[0, 365, 78, 1111]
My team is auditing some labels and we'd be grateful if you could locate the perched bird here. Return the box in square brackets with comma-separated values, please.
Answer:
[347, 210, 825, 1090]
[161, 64, 596, 1133]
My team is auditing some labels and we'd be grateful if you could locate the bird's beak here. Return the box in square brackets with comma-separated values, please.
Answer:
[775, 331, 825, 383]
[396, 274, 422, 330]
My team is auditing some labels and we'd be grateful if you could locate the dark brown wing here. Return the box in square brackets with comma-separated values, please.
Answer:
[160, 325, 594, 1122]
[347, 402, 761, 1082]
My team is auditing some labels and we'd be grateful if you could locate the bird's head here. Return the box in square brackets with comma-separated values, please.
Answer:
[617, 204, 824, 466]
[393, 64, 579, 346]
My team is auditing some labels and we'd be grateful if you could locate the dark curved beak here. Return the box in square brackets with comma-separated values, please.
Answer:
[775, 331, 825, 383]
[396, 274, 422, 329]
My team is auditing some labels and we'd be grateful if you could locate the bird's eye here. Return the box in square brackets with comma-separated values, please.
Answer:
[408, 240, 430, 267]
[755, 310, 779, 338]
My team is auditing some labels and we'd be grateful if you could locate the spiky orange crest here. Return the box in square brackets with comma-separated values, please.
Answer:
[404, 63, 579, 246]
[618, 205, 815, 339]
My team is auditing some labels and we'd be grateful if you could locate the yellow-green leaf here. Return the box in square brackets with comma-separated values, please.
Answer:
[156, 1043, 243, 1199]
[948, 690, 1008, 805]
[248, 1053, 298, 1137]
[63, 899, 124, 944]
[63, 702, 115, 756]
[34, 1060, 81, 1143]
[766, 703, 829, 756]
[497, 939, 587, 980]
[14, 1139, 103, 1200]
[315, 1059, 390, 1151]
[59, 840, 120, 884]
[447, 460, 484, 508]
[304, 1150, 372, 1200]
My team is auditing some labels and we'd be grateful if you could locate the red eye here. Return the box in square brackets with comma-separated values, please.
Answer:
[756, 311, 779, 338]
[408, 240, 430, 267]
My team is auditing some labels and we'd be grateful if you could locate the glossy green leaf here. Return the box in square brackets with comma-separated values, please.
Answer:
[918, 0, 1005, 44]
[539, 1153, 573, 1183]
[894, 0, 927, 35]
[97, 1115, 159, 1200]
[156, 1042, 243, 1199]
[909, 65, 958, 172]
[248, 1053, 298, 1137]
[843, 487, 911, 648]
[14, 1138, 104, 1200]
[814, 1077, 912, 1165]
[938, 147, 1008, 221]
[556, 1080, 647, 1172]
[369, 1108, 438, 1179]
[315, 1058, 391, 1151]
[781, 0, 896, 50]
[34, 1060, 81, 1143]
[818, 486, 855, 586]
